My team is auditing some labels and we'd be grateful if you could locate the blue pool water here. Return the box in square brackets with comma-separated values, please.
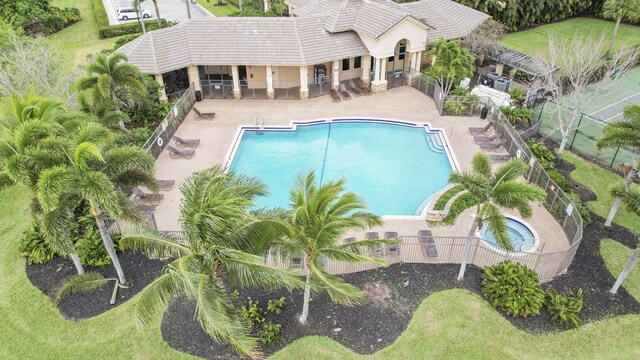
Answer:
[229, 121, 453, 215]
[478, 217, 537, 252]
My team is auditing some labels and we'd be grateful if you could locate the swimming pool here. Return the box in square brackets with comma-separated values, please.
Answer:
[228, 119, 456, 216]
[478, 215, 540, 253]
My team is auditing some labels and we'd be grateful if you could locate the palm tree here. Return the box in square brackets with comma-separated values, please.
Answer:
[150, 0, 162, 27]
[445, 152, 546, 280]
[609, 183, 640, 294]
[597, 104, 640, 226]
[119, 166, 300, 357]
[602, 0, 640, 56]
[76, 53, 147, 112]
[263, 171, 394, 325]
[36, 122, 157, 284]
[425, 39, 475, 97]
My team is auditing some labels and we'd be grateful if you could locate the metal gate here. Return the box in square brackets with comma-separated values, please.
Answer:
[200, 79, 234, 99]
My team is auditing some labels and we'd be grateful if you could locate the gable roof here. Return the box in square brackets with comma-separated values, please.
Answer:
[118, 17, 369, 74]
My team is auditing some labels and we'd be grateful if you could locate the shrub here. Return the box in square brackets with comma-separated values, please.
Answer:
[481, 260, 545, 317]
[444, 99, 469, 116]
[567, 192, 592, 227]
[451, 85, 469, 97]
[241, 298, 264, 326]
[500, 106, 533, 126]
[547, 169, 574, 194]
[527, 140, 556, 169]
[433, 185, 464, 211]
[0, 1, 80, 35]
[267, 297, 286, 315]
[507, 88, 525, 106]
[18, 223, 57, 264]
[113, 33, 142, 49]
[75, 225, 112, 267]
[98, 19, 175, 39]
[258, 322, 282, 345]
[545, 288, 584, 329]
[442, 192, 480, 225]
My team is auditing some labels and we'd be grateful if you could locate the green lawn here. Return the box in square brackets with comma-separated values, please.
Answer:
[196, 0, 237, 16]
[601, 239, 640, 302]
[563, 151, 640, 234]
[49, 0, 115, 66]
[2, 185, 640, 359]
[502, 18, 640, 58]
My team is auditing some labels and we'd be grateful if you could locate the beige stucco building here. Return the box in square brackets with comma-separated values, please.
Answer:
[118, 0, 488, 101]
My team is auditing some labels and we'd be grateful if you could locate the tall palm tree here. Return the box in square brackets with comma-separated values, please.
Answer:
[36, 122, 157, 284]
[150, 0, 162, 27]
[602, 0, 640, 56]
[445, 152, 546, 281]
[597, 104, 640, 226]
[262, 171, 393, 325]
[76, 53, 147, 112]
[425, 39, 475, 96]
[119, 166, 300, 357]
[609, 183, 640, 294]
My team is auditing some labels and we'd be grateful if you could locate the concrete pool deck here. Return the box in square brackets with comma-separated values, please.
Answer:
[150, 86, 571, 253]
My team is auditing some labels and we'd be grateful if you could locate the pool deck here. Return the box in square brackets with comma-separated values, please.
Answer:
[150, 86, 570, 253]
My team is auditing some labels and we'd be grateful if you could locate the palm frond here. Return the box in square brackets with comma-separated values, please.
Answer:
[218, 247, 303, 291]
[448, 171, 489, 200]
[309, 261, 365, 306]
[611, 183, 640, 216]
[36, 166, 76, 211]
[120, 226, 192, 259]
[320, 247, 389, 266]
[481, 203, 512, 251]
[55, 272, 111, 303]
[471, 152, 492, 178]
[492, 181, 546, 219]
[134, 272, 183, 329]
[492, 159, 529, 186]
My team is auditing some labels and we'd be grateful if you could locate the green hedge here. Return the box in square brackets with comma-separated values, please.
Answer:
[91, 0, 174, 39]
[433, 185, 464, 211]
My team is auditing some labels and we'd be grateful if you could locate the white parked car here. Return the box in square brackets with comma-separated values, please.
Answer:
[117, 7, 152, 21]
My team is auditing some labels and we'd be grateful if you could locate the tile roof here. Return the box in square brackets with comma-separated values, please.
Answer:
[401, 0, 489, 41]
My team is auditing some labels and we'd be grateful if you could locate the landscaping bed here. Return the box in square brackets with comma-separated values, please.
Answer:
[25, 250, 166, 320]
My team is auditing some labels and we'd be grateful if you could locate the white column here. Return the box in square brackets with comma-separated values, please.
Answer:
[371, 57, 388, 94]
[415, 51, 422, 72]
[495, 63, 504, 76]
[155, 74, 167, 101]
[332, 60, 340, 90]
[231, 65, 241, 99]
[264, 0, 271, 12]
[362, 55, 371, 86]
[410, 52, 417, 72]
[373, 57, 380, 82]
[379, 57, 387, 80]
[187, 65, 201, 92]
[299, 65, 309, 100]
[266, 65, 274, 99]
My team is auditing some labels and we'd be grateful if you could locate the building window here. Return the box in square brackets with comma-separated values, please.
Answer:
[388, 55, 395, 62]
[399, 43, 406, 60]
[342, 58, 350, 71]
[354, 56, 362, 69]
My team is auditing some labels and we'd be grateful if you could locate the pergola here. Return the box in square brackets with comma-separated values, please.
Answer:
[494, 48, 558, 78]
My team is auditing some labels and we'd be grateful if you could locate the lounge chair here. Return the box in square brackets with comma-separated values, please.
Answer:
[474, 134, 499, 143]
[418, 230, 438, 257]
[156, 179, 175, 191]
[338, 84, 352, 100]
[479, 139, 507, 150]
[355, 79, 372, 95]
[346, 81, 363, 96]
[132, 187, 164, 206]
[343, 237, 356, 244]
[136, 203, 157, 212]
[488, 153, 512, 162]
[469, 122, 493, 134]
[384, 231, 400, 256]
[173, 136, 200, 149]
[329, 89, 342, 103]
[193, 107, 215, 120]
[166, 145, 195, 159]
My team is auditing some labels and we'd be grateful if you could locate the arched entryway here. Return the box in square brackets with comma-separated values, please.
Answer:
[386, 39, 411, 89]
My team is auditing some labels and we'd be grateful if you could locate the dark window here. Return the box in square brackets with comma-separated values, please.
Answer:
[388, 55, 395, 62]
[399, 43, 406, 60]
[342, 58, 350, 71]
[354, 56, 362, 69]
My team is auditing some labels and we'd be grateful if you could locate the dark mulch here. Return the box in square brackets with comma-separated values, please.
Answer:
[26, 250, 166, 320]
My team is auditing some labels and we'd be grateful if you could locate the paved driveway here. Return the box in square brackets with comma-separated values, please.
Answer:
[105, 0, 213, 26]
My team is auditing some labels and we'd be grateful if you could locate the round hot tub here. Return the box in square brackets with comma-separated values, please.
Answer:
[477, 215, 540, 253]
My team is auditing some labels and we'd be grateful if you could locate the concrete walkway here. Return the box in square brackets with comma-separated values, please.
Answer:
[150, 86, 570, 253]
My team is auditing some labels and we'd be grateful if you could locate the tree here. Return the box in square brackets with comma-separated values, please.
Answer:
[601, 0, 640, 56]
[262, 171, 394, 324]
[133, 0, 147, 34]
[596, 104, 640, 226]
[119, 166, 300, 357]
[148, 0, 162, 27]
[535, 34, 635, 160]
[461, 19, 506, 65]
[76, 53, 147, 113]
[36, 122, 157, 284]
[444, 152, 546, 280]
[425, 39, 475, 97]
[609, 183, 640, 294]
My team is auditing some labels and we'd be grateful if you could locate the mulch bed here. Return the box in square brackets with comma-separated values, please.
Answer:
[26, 250, 166, 320]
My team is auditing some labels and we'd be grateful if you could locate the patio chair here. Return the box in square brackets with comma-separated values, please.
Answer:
[384, 231, 400, 256]
[488, 153, 512, 162]
[418, 230, 438, 257]
[366, 232, 383, 257]
[193, 107, 215, 120]
[136, 203, 157, 212]
[329, 89, 342, 103]
[156, 179, 175, 191]
[343, 237, 356, 244]
[474, 134, 499, 144]
[131, 187, 164, 206]
[347, 81, 364, 96]
[355, 79, 372, 95]
[479, 139, 507, 150]
[338, 83, 352, 100]
[469, 122, 493, 134]
[173, 136, 200, 149]
[166, 145, 195, 159]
